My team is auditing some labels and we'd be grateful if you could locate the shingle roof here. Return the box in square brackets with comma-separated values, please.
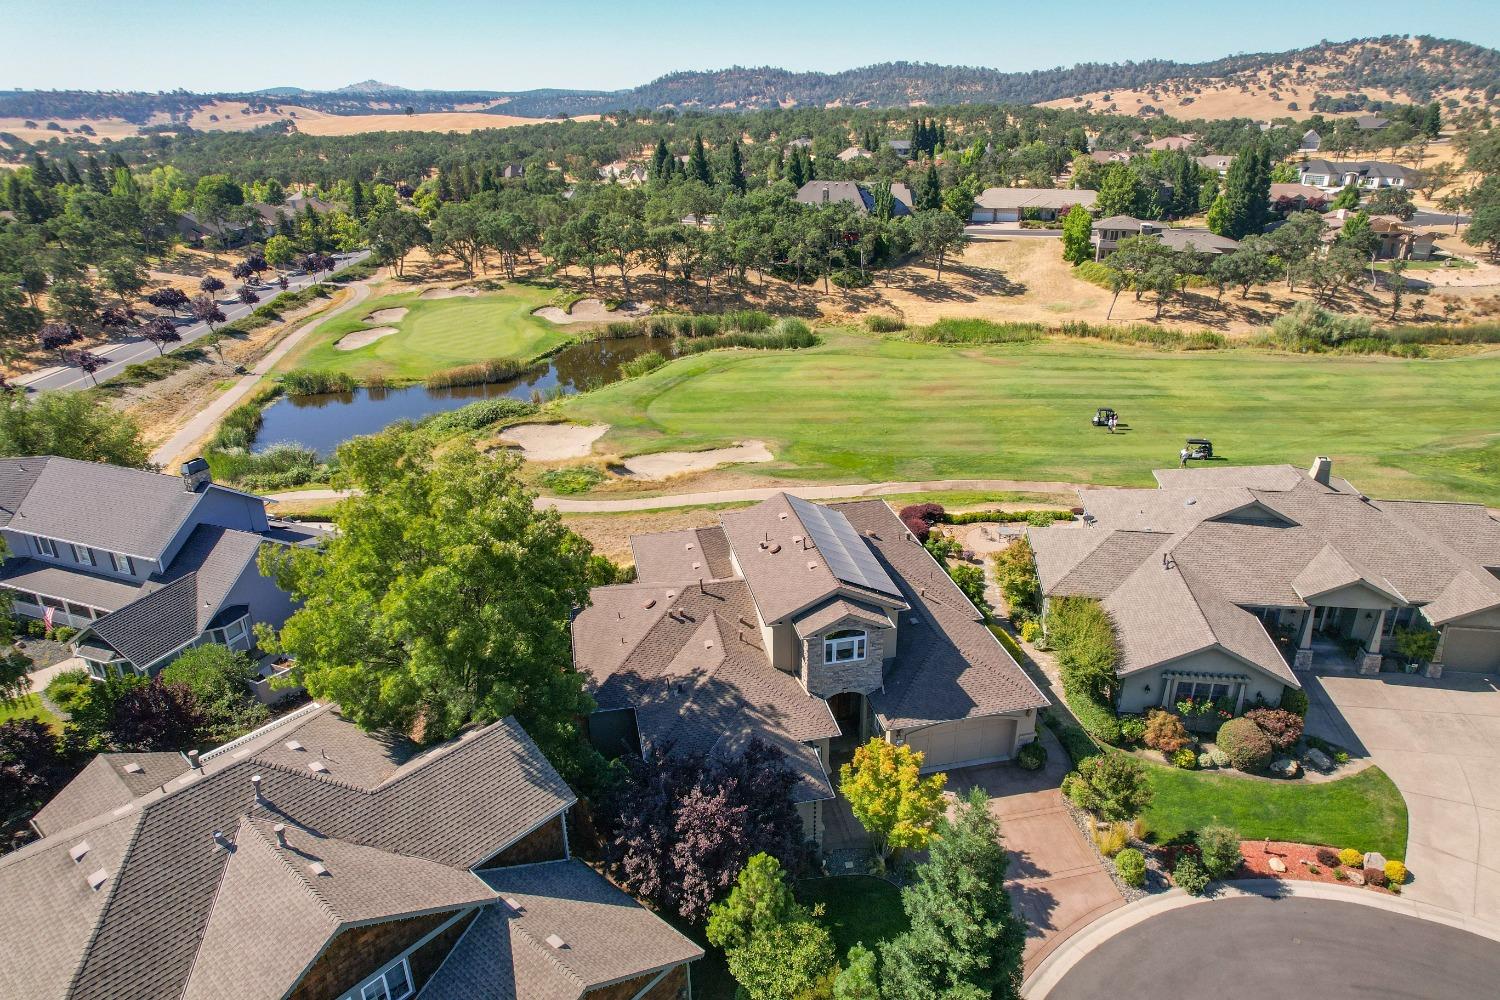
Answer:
[422, 861, 703, 1000]
[31, 753, 190, 838]
[0, 558, 147, 612]
[631, 526, 736, 584]
[792, 597, 894, 638]
[974, 187, 1098, 211]
[0, 708, 574, 1000]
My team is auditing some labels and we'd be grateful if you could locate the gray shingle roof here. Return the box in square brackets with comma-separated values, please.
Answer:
[421, 860, 702, 1000]
[31, 753, 190, 838]
[0, 708, 574, 1000]
[974, 188, 1098, 211]
[631, 526, 735, 584]
[0, 558, 147, 612]
[792, 597, 893, 638]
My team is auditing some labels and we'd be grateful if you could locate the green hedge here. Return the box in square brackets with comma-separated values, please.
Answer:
[1067, 687, 1123, 745]
[943, 509, 1073, 526]
[1042, 711, 1102, 768]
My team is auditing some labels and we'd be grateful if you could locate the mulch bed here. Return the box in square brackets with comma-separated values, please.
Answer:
[1232, 839, 1404, 895]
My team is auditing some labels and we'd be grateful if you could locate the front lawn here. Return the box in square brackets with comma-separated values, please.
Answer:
[562, 331, 1500, 503]
[275, 284, 573, 383]
[0, 693, 60, 730]
[798, 875, 909, 954]
[1144, 763, 1408, 859]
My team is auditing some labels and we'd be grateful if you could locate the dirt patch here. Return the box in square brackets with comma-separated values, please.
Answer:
[419, 285, 479, 300]
[622, 441, 774, 480]
[335, 326, 397, 351]
[499, 423, 610, 461]
[364, 307, 409, 324]
[562, 507, 731, 565]
[533, 299, 652, 325]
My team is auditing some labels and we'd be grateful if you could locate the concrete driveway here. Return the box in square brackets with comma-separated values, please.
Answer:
[1303, 670, 1500, 920]
[945, 730, 1124, 971]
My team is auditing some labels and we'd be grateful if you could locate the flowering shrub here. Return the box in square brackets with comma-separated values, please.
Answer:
[1170, 747, 1198, 769]
[1244, 707, 1304, 752]
[1338, 848, 1363, 868]
[1118, 714, 1147, 746]
[1384, 860, 1407, 885]
[1208, 747, 1230, 767]
[1197, 751, 1216, 769]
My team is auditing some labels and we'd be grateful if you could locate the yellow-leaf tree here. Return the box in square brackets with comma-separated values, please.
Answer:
[838, 738, 947, 867]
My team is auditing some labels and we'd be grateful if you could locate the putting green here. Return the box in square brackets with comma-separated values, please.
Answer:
[562, 331, 1500, 503]
[277, 284, 574, 382]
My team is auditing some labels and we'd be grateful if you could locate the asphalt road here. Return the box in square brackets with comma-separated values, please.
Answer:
[19, 249, 371, 393]
[1410, 211, 1471, 229]
[965, 224, 1062, 240]
[1046, 895, 1500, 1000]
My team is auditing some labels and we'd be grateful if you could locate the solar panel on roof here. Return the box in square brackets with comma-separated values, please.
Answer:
[786, 496, 900, 599]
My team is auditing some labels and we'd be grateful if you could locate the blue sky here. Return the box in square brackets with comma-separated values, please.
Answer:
[4, 0, 1497, 93]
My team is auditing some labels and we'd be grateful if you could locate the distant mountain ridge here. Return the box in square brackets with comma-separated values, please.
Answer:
[2, 35, 1496, 123]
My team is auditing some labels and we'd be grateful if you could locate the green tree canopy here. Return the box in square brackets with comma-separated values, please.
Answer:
[0, 391, 149, 467]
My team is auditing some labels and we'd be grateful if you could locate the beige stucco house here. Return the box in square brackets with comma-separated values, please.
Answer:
[572, 494, 1048, 845]
[1029, 459, 1500, 717]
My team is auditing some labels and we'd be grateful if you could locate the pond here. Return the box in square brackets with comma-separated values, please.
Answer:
[252, 335, 667, 456]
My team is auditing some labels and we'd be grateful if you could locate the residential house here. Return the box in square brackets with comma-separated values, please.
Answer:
[1298, 159, 1416, 190]
[1300, 129, 1323, 152]
[1090, 216, 1239, 260]
[173, 212, 253, 249]
[1027, 459, 1500, 717]
[886, 139, 914, 157]
[835, 146, 873, 161]
[1088, 150, 1135, 165]
[499, 163, 525, 179]
[1323, 210, 1438, 260]
[3, 703, 702, 1000]
[784, 137, 814, 152]
[795, 180, 914, 216]
[599, 160, 648, 184]
[1196, 154, 1234, 176]
[969, 187, 1097, 223]
[1354, 114, 1391, 131]
[1145, 135, 1196, 151]
[571, 495, 1049, 845]
[284, 191, 335, 215]
[0, 457, 319, 681]
[1269, 182, 1328, 214]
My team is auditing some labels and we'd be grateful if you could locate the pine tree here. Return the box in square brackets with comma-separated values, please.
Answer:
[727, 139, 746, 195]
[1423, 102, 1442, 139]
[688, 133, 712, 185]
[918, 164, 942, 211]
[651, 138, 671, 183]
[786, 148, 807, 189]
[63, 160, 84, 187]
[84, 155, 108, 193]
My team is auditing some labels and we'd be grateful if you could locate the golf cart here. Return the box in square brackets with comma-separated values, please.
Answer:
[1186, 438, 1214, 460]
[1091, 407, 1117, 427]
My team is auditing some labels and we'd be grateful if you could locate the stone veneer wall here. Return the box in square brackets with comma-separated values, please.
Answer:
[802, 624, 887, 699]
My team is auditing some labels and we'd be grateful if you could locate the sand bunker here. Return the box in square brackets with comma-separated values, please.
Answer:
[335, 327, 398, 351]
[622, 441, 774, 480]
[419, 285, 479, 300]
[533, 299, 652, 325]
[499, 423, 610, 461]
[364, 307, 409, 324]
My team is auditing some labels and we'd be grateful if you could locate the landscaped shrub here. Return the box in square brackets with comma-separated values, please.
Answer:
[1384, 860, 1408, 885]
[945, 509, 1074, 526]
[1047, 596, 1120, 706]
[1173, 855, 1210, 896]
[1143, 709, 1190, 753]
[1197, 751, 1216, 769]
[1092, 821, 1129, 858]
[1363, 867, 1389, 888]
[1017, 740, 1047, 771]
[1334, 867, 1348, 881]
[1208, 747, 1230, 767]
[1114, 847, 1147, 887]
[45, 668, 94, 713]
[899, 503, 946, 528]
[1170, 747, 1198, 769]
[1338, 847, 1363, 868]
[1244, 707, 1304, 752]
[280, 369, 356, 396]
[1046, 716, 1102, 768]
[1118, 714, 1147, 746]
[1069, 753, 1154, 822]
[1279, 687, 1310, 718]
[1020, 619, 1042, 644]
[863, 314, 906, 333]
[1196, 823, 1242, 878]
[992, 538, 1041, 618]
[1069, 689, 1123, 746]
[1216, 716, 1274, 772]
[1316, 847, 1340, 867]
[1394, 625, 1439, 665]
[948, 564, 989, 614]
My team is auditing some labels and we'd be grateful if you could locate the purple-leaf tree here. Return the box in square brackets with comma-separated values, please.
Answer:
[38, 322, 81, 353]
[199, 275, 226, 296]
[237, 284, 260, 305]
[109, 678, 205, 752]
[0, 718, 69, 820]
[141, 316, 182, 354]
[230, 261, 253, 282]
[600, 738, 810, 923]
[146, 287, 190, 316]
[191, 292, 226, 330]
[64, 350, 108, 385]
[99, 307, 136, 332]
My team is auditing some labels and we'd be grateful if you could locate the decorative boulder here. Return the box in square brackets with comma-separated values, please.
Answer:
[1346, 868, 1366, 886]
[1268, 756, 1302, 779]
[1268, 856, 1287, 873]
[1363, 851, 1388, 872]
[1302, 747, 1334, 773]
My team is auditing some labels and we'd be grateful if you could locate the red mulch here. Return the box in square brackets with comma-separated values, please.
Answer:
[1231, 840, 1402, 894]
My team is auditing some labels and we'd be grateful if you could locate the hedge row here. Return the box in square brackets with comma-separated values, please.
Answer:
[942, 508, 1073, 526]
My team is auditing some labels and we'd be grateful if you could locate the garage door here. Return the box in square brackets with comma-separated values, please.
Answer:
[1442, 628, 1500, 674]
[903, 715, 1018, 772]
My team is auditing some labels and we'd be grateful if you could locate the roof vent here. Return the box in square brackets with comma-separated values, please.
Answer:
[187, 749, 201, 769]
[685, 542, 695, 550]
[69, 841, 91, 863]
[644, 599, 657, 609]
[308, 861, 329, 877]
[122, 762, 143, 775]
[779, 512, 788, 520]
[791, 535, 803, 544]
[250, 774, 263, 799]
[692, 561, 701, 570]
[503, 896, 524, 912]
[308, 760, 328, 774]
[212, 830, 229, 851]
[1185, 498, 1197, 506]
[808, 562, 818, 571]
[87, 869, 109, 891]
[273, 823, 287, 846]
[546, 934, 568, 950]
[285, 740, 303, 752]
[768, 544, 781, 554]
[704, 640, 714, 649]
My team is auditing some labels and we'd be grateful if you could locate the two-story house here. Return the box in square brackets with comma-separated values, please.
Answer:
[0, 456, 319, 679]
[2, 703, 702, 1000]
[571, 494, 1048, 845]
[1297, 159, 1417, 190]
[1027, 458, 1500, 718]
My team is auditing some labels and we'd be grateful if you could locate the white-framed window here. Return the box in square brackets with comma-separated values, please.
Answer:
[108, 552, 135, 575]
[34, 536, 57, 558]
[824, 629, 867, 664]
[346, 958, 413, 1000]
[207, 616, 251, 651]
[71, 544, 97, 566]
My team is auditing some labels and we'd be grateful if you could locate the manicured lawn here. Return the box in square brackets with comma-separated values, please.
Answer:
[1143, 763, 1408, 859]
[0, 693, 60, 730]
[798, 875, 909, 954]
[561, 331, 1500, 502]
[276, 283, 574, 382]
